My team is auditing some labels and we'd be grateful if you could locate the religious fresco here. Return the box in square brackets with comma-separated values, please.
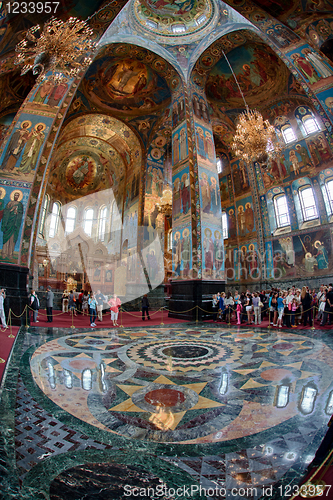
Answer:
[202, 226, 224, 279]
[30, 77, 69, 108]
[205, 43, 288, 109]
[293, 229, 332, 276]
[172, 122, 188, 164]
[172, 226, 192, 279]
[172, 164, 191, 223]
[199, 167, 221, 223]
[272, 237, 296, 279]
[192, 93, 210, 124]
[306, 131, 332, 168]
[0, 112, 16, 147]
[235, 196, 256, 238]
[306, 18, 333, 48]
[317, 87, 333, 121]
[231, 159, 250, 196]
[235, 242, 260, 282]
[195, 123, 215, 168]
[265, 240, 274, 279]
[83, 56, 172, 116]
[219, 175, 231, 205]
[0, 185, 29, 264]
[226, 205, 237, 240]
[287, 44, 333, 89]
[0, 113, 52, 183]
[172, 97, 186, 128]
[132, 0, 215, 38]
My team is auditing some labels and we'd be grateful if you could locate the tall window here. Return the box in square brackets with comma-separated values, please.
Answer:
[325, 178, 333, 214]
[98, 206, 107, 241]
[49, 202, 61, 238]
[222, 212, 228, 239]
[281, 125, 296, 144]
[303, 116, 319, 135]
[216, 156, 222, 174]
[38, 195, 49, 237]
[65, 206, 76, 234]
[84, 208, 94, 237]
[274, 194, 290, 227]
[299, 186, 318, 221]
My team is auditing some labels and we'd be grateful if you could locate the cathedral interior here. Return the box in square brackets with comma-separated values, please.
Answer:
[1, 0, 333, 498]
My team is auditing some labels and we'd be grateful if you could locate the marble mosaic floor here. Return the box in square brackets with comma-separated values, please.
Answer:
[1, 324, 333, 499]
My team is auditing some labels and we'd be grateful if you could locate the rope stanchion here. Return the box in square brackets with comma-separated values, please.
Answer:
[25, 305, 29, 329]
[8, 310, 14, 338]
[70, 307, 75, 330]
[119, 307, 123, 328]
[196, 305, 198, 323]
[160, 306, 164, 326]
[268, 310, 271, 329]
[311, 305, 316, 331]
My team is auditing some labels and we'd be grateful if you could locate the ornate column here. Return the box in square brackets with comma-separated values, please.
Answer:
[168, 85, 225, 320]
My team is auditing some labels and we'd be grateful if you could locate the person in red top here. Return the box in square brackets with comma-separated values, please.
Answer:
[108, 293, 121, 326]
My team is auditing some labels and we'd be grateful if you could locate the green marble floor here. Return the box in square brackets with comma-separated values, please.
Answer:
[1, 323, 332, 499]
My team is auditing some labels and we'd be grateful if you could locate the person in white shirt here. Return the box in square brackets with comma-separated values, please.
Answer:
[0, 288, 8, 329]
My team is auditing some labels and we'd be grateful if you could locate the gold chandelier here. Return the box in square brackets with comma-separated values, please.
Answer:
[221, 50, 282, 164]
[156, 186, 173, 215]
[15, 17, 97, 82]
[232, 108, 281, 164]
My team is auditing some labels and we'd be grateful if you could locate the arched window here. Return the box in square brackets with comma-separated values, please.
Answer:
[281, 125, 296, 144]
[49, 201, 61, 239]
[84, 208, 94, 237]
[98, 206, 107, 241]
[38, 194, 49, 237]
[303, 116, 319, 135]
[299, 186, 318, 221]
[273, 194, 290, 228]
[325, 178, 333, 214]
[295, 106, 320, 136]
[109, 201, 117, 241]
[65, 206, 76, 234]
[222, 212, 228, 239]
[216, 156, 222, 174]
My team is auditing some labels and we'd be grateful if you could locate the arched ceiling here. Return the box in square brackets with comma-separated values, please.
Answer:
[204, 40, 289, 109]
[48, 114, 142, 202]
[133, 0, 215, 36]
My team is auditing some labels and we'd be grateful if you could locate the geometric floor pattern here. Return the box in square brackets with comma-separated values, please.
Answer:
[1, 323, 333, 499]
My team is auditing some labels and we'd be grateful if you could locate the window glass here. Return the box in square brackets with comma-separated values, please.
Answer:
[39, 195, 49, 237]
[84, 208, 94, 237]
[299, 186, 318, 221]
[65, 206, 76, 234]
[303, 117, 319, 135]
[326, 179, 333, 214]
[98, 206, 107, 241]
[274, 195, 290, 227]
[216, 157, 222, 174]
[282, 126, 296, 144]
[222, 212, 228, 239]
[49, 202, 61, 238]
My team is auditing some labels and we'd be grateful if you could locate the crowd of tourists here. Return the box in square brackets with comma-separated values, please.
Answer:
[212, 284, 333, 327]
[60, 289, 122, 327]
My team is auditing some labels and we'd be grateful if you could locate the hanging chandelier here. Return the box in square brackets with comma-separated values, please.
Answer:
[15, 17, 97, 82]
[232, 108, 281, 164]
[221, 50, 282, 164]
[156, 186, 173, 215]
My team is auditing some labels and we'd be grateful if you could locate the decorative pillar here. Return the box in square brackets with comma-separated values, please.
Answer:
[169, 86, 225, 320]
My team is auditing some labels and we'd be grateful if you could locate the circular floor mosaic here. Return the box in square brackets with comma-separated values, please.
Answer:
[30, 327, 333, 444]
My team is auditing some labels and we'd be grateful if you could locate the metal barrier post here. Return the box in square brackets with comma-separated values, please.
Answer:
[160, 306, 164, 325]
[119, 307, 123, 327]
[268, 310, 271, 329]
[8, 310, 14, 338]
[311, 305, 316, 331]
[196, 305, 198, 324]
[70, 307, 75, 329]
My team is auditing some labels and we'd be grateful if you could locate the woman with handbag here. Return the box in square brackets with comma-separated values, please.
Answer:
[253, 292, 261, 325]
[245, 293, 253, 324]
